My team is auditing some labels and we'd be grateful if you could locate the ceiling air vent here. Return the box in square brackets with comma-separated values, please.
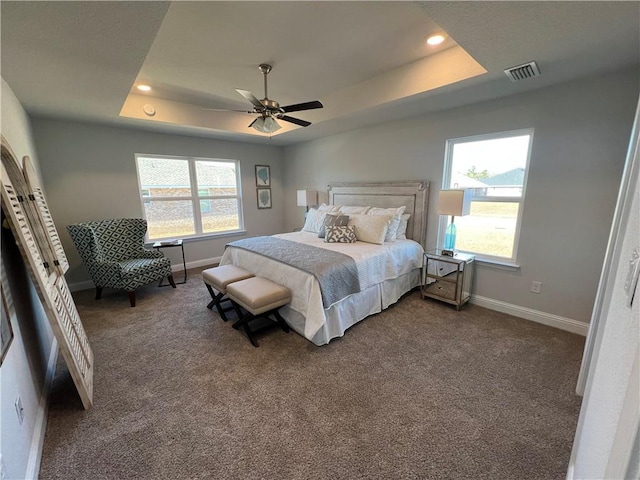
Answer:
[504, 61, 541, 82]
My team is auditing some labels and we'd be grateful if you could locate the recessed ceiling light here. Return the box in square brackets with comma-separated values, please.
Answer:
[427, 34, 445, 46]
[136, 85, 152, 92]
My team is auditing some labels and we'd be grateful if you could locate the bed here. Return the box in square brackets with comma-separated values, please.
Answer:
[220, 181, 429, 345]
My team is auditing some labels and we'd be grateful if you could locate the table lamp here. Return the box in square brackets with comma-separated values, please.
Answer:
[297, 189, 317, 213]
[438, 189, 471, 256]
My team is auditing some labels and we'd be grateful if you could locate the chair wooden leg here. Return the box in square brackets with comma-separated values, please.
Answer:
[167, 274, 177, 288]
[95, 287, 103, 300]
[128, 291, 136, 307]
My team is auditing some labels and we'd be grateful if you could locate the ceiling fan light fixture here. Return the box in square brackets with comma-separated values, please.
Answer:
[252, 116, 281, 134]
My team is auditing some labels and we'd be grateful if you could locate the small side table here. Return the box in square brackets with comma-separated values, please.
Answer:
[422, 250, 475, 310]
[153, 239, 187, 286]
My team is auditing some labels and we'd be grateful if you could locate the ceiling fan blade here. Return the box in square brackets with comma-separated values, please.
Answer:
[202, 108, 253, 113]
[279, 115, 311, 127]
[281, 100, 323, 113]
[236, 89, 264, 110]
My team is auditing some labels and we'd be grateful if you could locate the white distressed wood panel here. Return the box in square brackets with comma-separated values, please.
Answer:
[1, 164, 52, 295]
[1, 137, 93, 409]
[22, 155, 69, 273]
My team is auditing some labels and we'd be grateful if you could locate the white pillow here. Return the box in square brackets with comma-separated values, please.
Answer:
[339, 205, 371, 215]
[317, 203, 340, 213]
[348, 214, 392, 245]
[302, 208, 327, 234]
[396, 214, 411, 240]
[367, 206, 406, 242]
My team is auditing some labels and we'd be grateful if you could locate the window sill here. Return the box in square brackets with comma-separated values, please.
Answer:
[146, 229, 247, 246]
[475, 257, 521, 272]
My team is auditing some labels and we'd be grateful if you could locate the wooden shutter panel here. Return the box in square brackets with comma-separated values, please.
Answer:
[22, 155, 70, 273]
[1, 137, 93, 409]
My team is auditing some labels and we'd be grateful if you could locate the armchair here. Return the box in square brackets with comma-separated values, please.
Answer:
[67, 218, 176, 307]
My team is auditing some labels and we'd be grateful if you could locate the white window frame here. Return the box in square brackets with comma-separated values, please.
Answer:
[439, 128, 534, 265]
[135, 154, 244, 241]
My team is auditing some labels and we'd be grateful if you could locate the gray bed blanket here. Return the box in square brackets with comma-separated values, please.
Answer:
[227, 236, 361, 307]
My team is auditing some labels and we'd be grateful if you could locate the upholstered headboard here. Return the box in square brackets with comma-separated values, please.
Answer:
[327, 181, 429, 249]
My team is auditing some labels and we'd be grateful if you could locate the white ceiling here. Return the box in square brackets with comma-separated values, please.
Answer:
[2, 1, 639, 146]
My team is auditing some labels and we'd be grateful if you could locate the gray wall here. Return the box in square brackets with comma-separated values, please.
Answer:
[31, 119, 285, 286]
[1, 78, 55, 480]
[282, 68, 639, 323]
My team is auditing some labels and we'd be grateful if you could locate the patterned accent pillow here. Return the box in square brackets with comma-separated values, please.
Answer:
[367, 206, 406, 242]
[348, 214, 392, 245]
[318, 214, 349, 238]
[325, 225, 357, 243]
[302, 208, 327, 234]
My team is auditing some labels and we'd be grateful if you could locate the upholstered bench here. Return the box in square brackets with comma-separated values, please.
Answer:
[226, 277, 291, 347]
[202, 265, 255, 321]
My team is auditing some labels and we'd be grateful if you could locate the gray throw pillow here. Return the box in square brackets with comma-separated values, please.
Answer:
[318, 214, 349, 238]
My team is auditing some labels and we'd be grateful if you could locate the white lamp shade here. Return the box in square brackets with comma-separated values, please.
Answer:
[297, 189, 317, 207]
[438, 189, 472, 216]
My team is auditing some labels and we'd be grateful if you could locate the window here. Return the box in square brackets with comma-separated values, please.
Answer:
[135, 154, 243, 241]
[441, 129, 533, 263]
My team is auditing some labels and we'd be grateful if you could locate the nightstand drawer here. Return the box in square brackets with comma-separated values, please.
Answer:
[423, 278, 457, 300]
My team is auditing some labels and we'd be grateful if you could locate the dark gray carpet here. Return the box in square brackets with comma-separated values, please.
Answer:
[39, 268, 584, 479]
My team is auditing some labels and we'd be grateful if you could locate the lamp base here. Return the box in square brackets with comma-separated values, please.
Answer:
[441, 249, 455, 257]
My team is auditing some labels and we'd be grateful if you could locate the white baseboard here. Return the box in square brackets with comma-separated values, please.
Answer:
[173, 256, 220, 272]
[26, 338, 58, 480]
[67, 279, 94, 292]
[470, 294, 589, 336]
[67, 257, 222, 292]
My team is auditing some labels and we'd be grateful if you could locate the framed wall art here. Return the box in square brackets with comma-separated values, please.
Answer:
[257, 188, 272, 209]
[255, 165, 270, 187]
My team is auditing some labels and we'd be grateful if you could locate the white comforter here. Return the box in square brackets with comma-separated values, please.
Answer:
[220, 231, 424, 340]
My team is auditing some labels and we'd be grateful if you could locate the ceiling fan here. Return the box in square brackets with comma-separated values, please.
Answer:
[222, 64, 323, 134]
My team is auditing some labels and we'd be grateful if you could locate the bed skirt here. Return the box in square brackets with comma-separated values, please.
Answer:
[280, 268, 420, 346]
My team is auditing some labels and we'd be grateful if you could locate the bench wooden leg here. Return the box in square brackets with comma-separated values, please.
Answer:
[273, 310, 290, 333]
[167, 274, 177, 289]
[229, 305, 290, 347]
[205, 284, 217, 309]
[231, 302, 246, 327]
[243, 323, 259, 347]
[205, 285, 236, 321]
[95, 286, 103, 300]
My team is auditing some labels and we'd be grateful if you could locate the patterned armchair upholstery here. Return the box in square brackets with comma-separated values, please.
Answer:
[67, 218, 175, 307]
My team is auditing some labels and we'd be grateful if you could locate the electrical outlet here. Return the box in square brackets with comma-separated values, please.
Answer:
[531, 281, 542, 294]
[15, 396, 24, 425]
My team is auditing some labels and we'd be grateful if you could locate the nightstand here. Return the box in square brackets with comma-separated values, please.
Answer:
[421, 250, 475, 310]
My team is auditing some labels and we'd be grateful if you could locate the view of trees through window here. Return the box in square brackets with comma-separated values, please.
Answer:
[135, 155, 242, 240]
[443, 130, 533, 261]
